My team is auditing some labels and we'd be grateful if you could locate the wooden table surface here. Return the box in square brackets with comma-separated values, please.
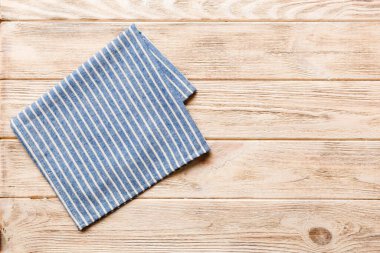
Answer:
[1, 1, 380, 252]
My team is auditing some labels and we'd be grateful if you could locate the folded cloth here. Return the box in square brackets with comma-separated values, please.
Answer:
[11, 24, 210, 230]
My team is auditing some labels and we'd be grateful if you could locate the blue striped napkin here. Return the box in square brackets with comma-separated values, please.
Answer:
[11, 24, 210, 230]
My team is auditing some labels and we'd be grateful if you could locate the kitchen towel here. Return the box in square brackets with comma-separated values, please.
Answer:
[10, 24, 210, 230]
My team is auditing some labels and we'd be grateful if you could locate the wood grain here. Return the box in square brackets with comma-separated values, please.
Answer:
[1, 198, 380, 252]
[2, 0, 380, 21]
[2, 139, 380, 199]
[2, 22, 380, 79]
[2, 80, 380, 139]
[2, 1, 380, 252]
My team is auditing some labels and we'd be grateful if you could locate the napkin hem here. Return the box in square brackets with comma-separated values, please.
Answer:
[130, 24, 196, 103]
[10, 119, 86, 229]
[78, 145, 210, 230]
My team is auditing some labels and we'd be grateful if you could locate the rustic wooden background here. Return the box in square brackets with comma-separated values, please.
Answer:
[1, 0, 380, 252]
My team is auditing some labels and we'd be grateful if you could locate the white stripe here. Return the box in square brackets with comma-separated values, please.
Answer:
[48, 87, 132, 202]
[11, 119, 86, 228]
[18, 112, 96, 222]
[116, 36, 194, 161]
[85, 60, 167, 179]
[29, 104, 109, 215]
[25, 106, 101, 218]
[109, 41, 188, 164]
[106, 43, 184, 167]
[125, 30, 204, 155]
[151, 49, 193, 93]
[144, 35, 194, 94]
[38, 96, 119, 209]
[62, 75, 144, 194]
[46, 89, 129, 201]
[129, 28, 206, 154]
[151, 50, 192, 96]
[52, 83, 136, 198]
[92, 54, 171, 175]
[69, 73, 154, 188]
[76, 67, 158, 184]
[97, 50, 175, 172]
[166, 77, 189, 100]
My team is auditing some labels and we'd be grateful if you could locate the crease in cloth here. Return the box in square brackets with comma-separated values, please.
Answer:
[10, 24, 210, 230]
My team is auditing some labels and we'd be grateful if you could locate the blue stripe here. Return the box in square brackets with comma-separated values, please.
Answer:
[121, 30, 201, 158]
[15, 111, 95, 224]
[90, 54, 171, 177]
[22, 107, 102, 220]
[77, 64, 162, 183]
[114, 35, 193, 161]
[70, 70, 156, 188]
[37, 93, 120, 210]
[30, 102, 110, 215]
[51, 84, 130, 205]
[130, 24, 196, 101]
[102, 45, 180, 168]
[11, 118, 87, 228]
[94, 51, 175, 173]
[127, 30, 206, 157]
[53, 82, 136, 200]
[108, 40, 189, 165]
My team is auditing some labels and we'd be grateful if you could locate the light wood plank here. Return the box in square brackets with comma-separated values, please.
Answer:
[2, 22, 380, 79]
[2, 0, 380, 21]
[2, 80, 380, 139]
[2, 139, 380, 199]
[1, 198, 380, 252]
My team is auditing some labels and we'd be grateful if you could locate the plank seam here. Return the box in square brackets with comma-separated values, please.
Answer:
[2, 197, 380, 201]
[3, 19, 380, 23]
[3, 137, 380, 141]
[4, 78, 380, 81]
[0, 196, 380, 201]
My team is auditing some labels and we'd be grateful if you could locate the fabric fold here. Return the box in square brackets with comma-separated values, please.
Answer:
[11, 24, 209, 230]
